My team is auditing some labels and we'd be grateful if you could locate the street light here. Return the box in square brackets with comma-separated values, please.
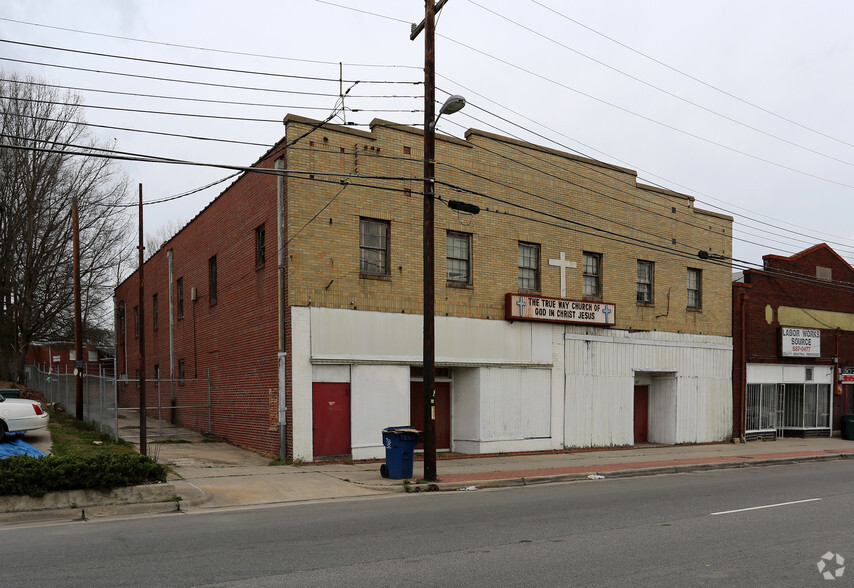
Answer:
[422, 92, 466, 483]
[428, 95, 466, 132]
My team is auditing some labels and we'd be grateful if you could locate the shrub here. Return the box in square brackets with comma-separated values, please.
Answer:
[0, 454, 168, 498]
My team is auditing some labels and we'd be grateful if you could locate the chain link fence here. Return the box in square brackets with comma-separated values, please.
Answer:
[25, 365, 211, 442]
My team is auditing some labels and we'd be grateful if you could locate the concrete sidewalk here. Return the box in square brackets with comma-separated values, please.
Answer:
[159, 435, 854, 508]
[3, 431, 854, 526]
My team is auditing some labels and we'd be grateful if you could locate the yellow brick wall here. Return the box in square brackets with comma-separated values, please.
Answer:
[284, 116, 732, 337]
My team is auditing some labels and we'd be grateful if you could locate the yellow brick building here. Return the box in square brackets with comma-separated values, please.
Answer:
[283, 115, 733, 459]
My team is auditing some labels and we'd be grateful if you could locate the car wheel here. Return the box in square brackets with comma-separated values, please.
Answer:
[0, 420, 7, 442]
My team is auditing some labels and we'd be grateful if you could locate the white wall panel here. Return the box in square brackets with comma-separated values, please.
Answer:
[480, 367, 551, 441]
[564, 329, 732, 447]
[290, 307, 314, 460]
[649, 376, 677, 444]
[452, 367, 481, 441]
[350, 364, 410, 460]
[310, 308, 552, 365]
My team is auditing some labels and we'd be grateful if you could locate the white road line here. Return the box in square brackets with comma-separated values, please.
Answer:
[711, 498, 822, 516]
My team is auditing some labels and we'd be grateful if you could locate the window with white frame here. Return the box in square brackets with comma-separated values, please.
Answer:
[583, 252, 602, 299]
[360, 218, 390, 276]
[637, 260, 653, 304]
[446, 231, 472, 284]
[518, 242, 539, 291]
[687, 268, 702, 309]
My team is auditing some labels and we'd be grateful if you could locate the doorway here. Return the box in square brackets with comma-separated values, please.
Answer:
[312, 382, 351, 458]
[634, 385, 649, 443]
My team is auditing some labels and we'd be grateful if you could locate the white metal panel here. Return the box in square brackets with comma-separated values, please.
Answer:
[783, 366, 806, 382]
[349, 364, 410, 460]
[563, 329, 732, 447]
[289, 307, 314, 461]
[452, 367, 481, 441]
[312, 364, 350, 383]
[747, 363, 832, 384]
[309, 307, 552, 365]
[479, 367, 551, 441]
[648, 376, 677, 444]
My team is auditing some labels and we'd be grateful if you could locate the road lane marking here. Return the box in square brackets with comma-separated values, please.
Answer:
[711, 498, 821, 516]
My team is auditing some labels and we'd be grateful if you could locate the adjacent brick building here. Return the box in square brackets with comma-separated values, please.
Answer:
[116, 115, 734, 459]
[733, 243, 854, 440]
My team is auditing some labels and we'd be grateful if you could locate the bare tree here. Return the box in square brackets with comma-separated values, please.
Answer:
[0, 73, 132, 382]
[145, 218, 184, 260]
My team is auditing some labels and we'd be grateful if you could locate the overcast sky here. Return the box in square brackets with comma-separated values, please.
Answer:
[3, 1, 854, 271]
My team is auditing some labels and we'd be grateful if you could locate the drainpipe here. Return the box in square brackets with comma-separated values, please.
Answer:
[167, 250, 175, 416]
[276, 158, 288, 460]
[740, 289, 747, 441]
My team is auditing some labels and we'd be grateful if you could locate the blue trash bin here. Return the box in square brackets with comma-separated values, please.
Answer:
[380, 426, 420, 479]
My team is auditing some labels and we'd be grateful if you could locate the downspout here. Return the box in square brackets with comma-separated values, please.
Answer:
[835, 327, 840, 437]
[167, 250, 176, 420]
[276, 157, 288, 460]
[740, 289, 747, 441]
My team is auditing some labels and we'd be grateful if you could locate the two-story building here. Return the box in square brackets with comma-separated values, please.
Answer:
[115, 115, 734, 459]
[733, 243, 854, 441]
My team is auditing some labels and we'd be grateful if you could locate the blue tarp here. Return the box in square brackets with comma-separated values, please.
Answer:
[0, 433, 47, 458]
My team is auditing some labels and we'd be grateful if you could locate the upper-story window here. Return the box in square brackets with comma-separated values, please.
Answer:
[177, 277, 184, 319]
[447, 231, 472, 285]
[583, 252, 602, 299]
[518, 242, 539, 291]
[687, 268, 702, 309]
[255, 224, 266, 267]
[152, 293, 159, 330]
[360, 218, 390, 276]
[209, 255, 218, 305]
[637, 260, 653, 304]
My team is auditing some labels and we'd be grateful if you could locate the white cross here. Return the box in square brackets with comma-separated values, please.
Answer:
[548, 252, 577, 298]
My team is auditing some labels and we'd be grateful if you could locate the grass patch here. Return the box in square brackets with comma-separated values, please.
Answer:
[48, 409, 136, 459]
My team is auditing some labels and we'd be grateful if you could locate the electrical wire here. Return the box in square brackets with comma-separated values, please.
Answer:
[0, 16, 420, 71]
[0, 39, 421, 86]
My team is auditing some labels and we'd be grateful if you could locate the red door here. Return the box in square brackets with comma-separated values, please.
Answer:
[633, 385, 649, 444]
[410, 381, 451, 450]
[312, 383, 351, 458]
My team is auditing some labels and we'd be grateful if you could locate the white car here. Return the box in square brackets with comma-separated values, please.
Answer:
[0, 394, 50, 435]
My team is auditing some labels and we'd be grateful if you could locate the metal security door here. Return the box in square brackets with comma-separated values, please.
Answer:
[312, 383, 351, 458]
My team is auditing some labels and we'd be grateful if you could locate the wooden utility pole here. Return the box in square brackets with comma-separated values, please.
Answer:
[414, 0, 439, 482]
[72, 196, 83, 420]
[138, 184, 147, 456]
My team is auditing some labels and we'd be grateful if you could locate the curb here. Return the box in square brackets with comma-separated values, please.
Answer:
[398, 452, 853, 493]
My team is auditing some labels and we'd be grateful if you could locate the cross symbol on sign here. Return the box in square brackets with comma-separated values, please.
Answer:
[548, 252, 577, 298]
[516, 297, 527, 315]
[602, 306, 612, 323]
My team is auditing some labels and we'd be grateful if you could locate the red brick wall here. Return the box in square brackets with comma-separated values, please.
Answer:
[116, 145, 284, 456]
[732, 245, 854, 436]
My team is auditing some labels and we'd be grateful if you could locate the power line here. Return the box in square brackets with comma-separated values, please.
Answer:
[528, 0, 854, 152]
[437, 33, 854, 191]
[465, 0, 854, 170]
[0, 39, 422, 86]
[2, 77, 421, 113]
[0, 16, 420, 71]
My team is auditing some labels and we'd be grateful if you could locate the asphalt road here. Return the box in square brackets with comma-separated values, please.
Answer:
[5, 460, 853, 587]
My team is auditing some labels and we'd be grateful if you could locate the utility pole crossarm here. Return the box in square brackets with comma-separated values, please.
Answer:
[410, 0, 450, 40]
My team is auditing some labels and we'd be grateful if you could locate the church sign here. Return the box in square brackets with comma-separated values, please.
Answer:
[505, 294, 616, 326]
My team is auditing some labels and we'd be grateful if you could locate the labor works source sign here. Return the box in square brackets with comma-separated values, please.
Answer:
[780, 327, 821, 357]
[505, 294, 616, 326]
